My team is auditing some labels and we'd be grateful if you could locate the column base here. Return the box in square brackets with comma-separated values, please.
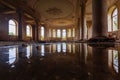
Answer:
[87, 36, 115, 43]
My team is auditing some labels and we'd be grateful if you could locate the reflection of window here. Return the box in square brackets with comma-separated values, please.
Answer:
[73, 44, 75, 53]
[41, 45, 45, 56]
[53, 29, 56, 38]
[112, 8, 118, 31]
[26, 25, 32, 37]
[62, 29, 66, 40]
[41, 27, 44, 40]
[9, 47, 17, 64]
[57, 44, 61, 52]
[26, 46, 32, 58]
[113, 50, 118, 73]
[53, 44, 56, 53]
[62, 43, 66, 52]
[67, 44, 71, 53]
[68, 29, 71, 37]
[9, 19, 18, 35]
[57, 29, 61, 38]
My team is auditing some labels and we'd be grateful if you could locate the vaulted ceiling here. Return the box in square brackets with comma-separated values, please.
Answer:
[27, 0, 76, 27]
[0, 0, 118, 27]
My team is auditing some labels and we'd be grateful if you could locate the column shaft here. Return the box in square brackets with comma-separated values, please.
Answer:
[92, 0, 108, 37]
[18, 9, 23, 41]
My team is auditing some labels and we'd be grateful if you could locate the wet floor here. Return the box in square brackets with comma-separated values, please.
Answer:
[0, 43, 120, 80]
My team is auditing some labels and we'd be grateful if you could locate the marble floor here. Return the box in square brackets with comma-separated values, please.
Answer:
[0, 42, 119, 80]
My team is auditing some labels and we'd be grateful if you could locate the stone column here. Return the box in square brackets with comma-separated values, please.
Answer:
[36, 21, 39, 41]
[79, 0, 87, 40]
[92, 0, 108, 37]
[45, 25, 49, 41]
[17, 9, 23, 41]
[34, 20, 39, 41]
[66, 28, 68, 41]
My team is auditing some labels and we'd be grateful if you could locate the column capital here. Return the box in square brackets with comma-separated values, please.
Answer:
[80, 0, 87, 7]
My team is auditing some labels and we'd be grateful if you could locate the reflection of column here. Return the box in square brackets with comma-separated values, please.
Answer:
[92, 48, 109, 80]
[118, 52, 120, 79]
[92, 0, 108, 37]
[79, 43, 88, 80]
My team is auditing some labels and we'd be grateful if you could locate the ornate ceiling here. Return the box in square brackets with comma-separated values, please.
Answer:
[0, 0, 118, 27]
[31, 0, 75, 27]
[27, 0, 118, 27]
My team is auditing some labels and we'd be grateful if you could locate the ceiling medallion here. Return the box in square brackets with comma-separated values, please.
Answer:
[46, 7, 62, 15]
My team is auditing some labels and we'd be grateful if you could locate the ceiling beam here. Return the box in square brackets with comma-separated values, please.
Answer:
[0, 0, 16, 10]
[1, 11, 16, 14]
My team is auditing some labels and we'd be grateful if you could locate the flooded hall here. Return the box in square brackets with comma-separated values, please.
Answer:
[0, 43, 120, 80]
[0, 0, 120, 80]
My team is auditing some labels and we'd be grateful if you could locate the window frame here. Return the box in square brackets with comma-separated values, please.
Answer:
[26, 25, 32, 37]
[8, 19, 18, 36]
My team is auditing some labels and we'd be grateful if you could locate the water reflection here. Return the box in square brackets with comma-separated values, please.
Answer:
[57, 43, 61, 52]
[8, 47, 18, 64]
[108, 49, 119, 73]
[41, 45, 45, 56]
[49, 43, 76, 53]
[0, 43, 120, 80]
[62, 43, 66, 52]
[26, 45, 32, 58]
[67, 43, 71, 53]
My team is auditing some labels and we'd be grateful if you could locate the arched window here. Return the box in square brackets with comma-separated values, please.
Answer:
[112, 8, 118, 31]
[108, 7, 118, 32]
[9, 19, 18, 35]
[72, 28, 75, 37]
[53, 29, 56, 38]
[49, 29, 51, 37]
[57, 29, 61, 38]
[68, 29, 71, 37]
[62, 29, 66, 40]
[41, 26, 44, 40]
[26, 25, 32, 37]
